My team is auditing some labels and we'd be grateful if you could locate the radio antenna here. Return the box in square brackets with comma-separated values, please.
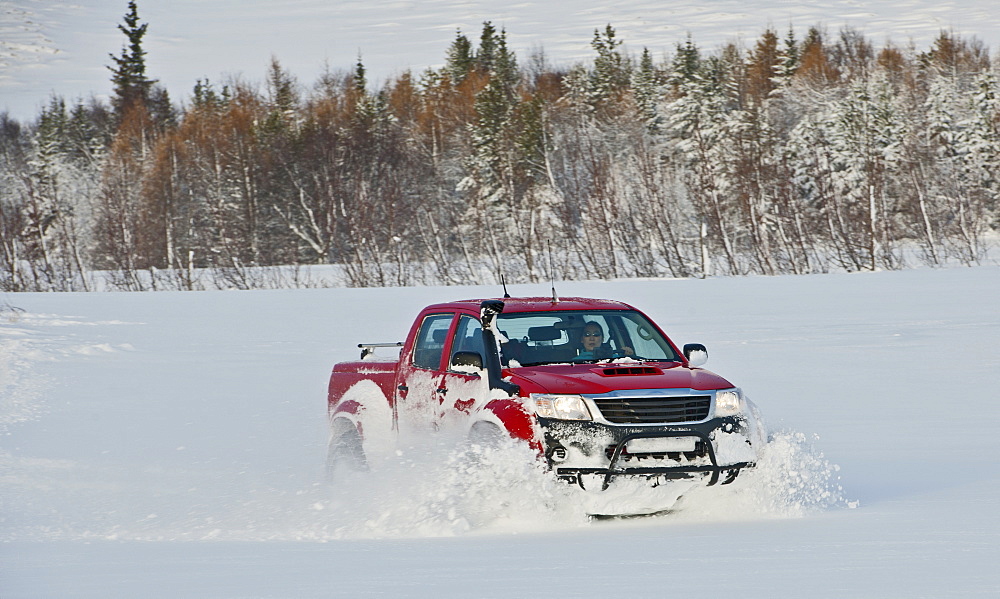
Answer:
[501, 274, 510, 298]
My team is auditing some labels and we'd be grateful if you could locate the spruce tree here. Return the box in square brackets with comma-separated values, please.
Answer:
[476, 22, 498, 73]
[192, 79, 229, 111]
[351, 56, 392, 138]
[776, 26, 800, 83]
[670, 34, 702, 88]
[493, 27, 519, 91]
[590, 24, 629, 102]
[633, 48, 662, 133]
[445, 30, 474, 84]
[107, 1, 155, 119]
[353, 56, 368, 94]
[260, 58, 299, 137]
[66, 102, 103, 163]
[470, 75, 513, 195]
[267, 57, 298, 115]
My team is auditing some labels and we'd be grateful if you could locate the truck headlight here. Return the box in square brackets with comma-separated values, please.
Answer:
[531, 394, 592, 421]
[715, 388, 743, 417]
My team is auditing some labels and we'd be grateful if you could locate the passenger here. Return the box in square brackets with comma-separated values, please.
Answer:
[575, 321, 633, 360]
[500, 337, 526, 365]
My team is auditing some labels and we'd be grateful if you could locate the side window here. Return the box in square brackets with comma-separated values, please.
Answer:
[412, 313, 454, 370]
[450, 315, 484, 370]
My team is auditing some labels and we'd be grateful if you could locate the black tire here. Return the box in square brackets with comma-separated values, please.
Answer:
[325, 418, 368, 481]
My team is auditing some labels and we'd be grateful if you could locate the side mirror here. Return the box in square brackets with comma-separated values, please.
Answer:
[451, 351, 484, 371]
[683, 343, 708, 367]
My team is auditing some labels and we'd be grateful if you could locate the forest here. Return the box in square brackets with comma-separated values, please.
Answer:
[1, 2, 998, 291]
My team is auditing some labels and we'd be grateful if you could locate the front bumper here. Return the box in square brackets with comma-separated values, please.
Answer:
[539, 416, 755, 491]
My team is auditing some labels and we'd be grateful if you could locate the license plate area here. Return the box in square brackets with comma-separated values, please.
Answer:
[626, 436, 698, 453]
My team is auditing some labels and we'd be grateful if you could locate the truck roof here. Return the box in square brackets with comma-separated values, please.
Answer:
[426, 296, 636, 313]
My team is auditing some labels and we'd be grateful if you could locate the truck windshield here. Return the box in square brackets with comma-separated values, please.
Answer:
[496, 309, 681, 366]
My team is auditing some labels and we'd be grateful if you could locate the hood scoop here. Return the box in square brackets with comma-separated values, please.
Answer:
[598, 366, 663, 376]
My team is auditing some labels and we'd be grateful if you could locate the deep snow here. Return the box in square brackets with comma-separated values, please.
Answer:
[2, 266, 999, 597]
[3, 0, 1000, 120]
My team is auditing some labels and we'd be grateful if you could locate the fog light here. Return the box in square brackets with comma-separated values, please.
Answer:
[550, 446, 568, 462]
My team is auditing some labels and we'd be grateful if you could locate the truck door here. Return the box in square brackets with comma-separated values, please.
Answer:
[439, 314, 491, 427]
[395, 312, 455, 432]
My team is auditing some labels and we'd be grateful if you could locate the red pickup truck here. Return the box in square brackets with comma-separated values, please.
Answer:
[326, 296, 761, 496]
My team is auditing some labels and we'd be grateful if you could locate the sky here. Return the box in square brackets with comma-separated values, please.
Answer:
[2, 0, 1000, 121]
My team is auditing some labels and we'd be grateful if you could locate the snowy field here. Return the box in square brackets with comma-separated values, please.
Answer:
[2, 266, 999, 597]
[3, 0, 1000, 120]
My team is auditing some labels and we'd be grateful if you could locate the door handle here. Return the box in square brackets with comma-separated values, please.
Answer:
[436, 387, 447, 395]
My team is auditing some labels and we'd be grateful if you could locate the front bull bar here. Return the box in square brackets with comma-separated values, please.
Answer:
[555, 429, 755, 491]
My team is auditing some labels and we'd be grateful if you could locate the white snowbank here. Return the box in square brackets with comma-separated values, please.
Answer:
[2, 266, 999, 597]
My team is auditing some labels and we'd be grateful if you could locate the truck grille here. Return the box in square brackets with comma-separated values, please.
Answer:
[592, 395, 711, 424]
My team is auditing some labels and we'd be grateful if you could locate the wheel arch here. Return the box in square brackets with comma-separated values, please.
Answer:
[480, 398, 543, 452]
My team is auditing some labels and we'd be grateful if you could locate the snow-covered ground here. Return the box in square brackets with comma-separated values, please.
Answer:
[2, 266, 999, 597]
[3, 0, 1000, 120]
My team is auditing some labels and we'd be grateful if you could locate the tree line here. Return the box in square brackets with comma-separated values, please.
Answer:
[1, 3, 998, 291]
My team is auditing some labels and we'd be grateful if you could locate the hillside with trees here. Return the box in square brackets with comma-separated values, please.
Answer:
[1, 2, 998, 291]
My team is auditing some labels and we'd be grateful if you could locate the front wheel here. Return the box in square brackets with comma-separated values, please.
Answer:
[468, 421, 508, 449]
[325, 418, 368, 481]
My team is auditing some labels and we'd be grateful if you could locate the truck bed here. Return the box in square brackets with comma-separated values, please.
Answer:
[328, 359, 399, 407]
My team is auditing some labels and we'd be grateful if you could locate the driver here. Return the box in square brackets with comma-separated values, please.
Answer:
[576, 321, 634, 360]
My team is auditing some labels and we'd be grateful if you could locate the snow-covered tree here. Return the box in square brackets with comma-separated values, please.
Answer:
[445, 30, 475, 84]
[632, 48, 663, 133]
[590, 24, 630, 104]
